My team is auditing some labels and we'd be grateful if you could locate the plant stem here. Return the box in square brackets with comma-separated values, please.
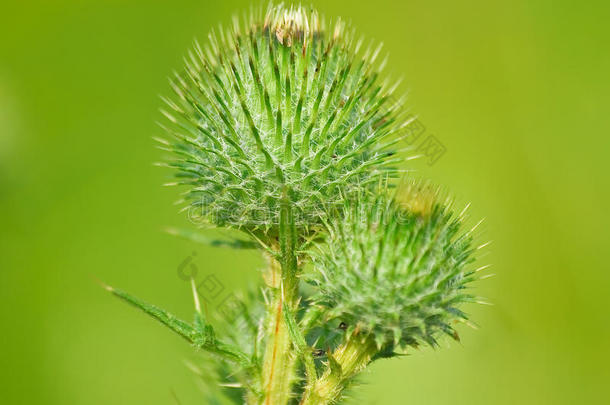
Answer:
[300, 332, 378, 405]
[261, 197, 299, 404]
[261, 286, 296, 405]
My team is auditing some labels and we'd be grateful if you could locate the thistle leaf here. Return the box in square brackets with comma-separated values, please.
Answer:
[106, 285, 250, 366]
[165, 227, 257, 249]
[283, 302, 317, 380]
[108, 285, 196, 341]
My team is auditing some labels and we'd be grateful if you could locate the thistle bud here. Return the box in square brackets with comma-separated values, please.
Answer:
[307, 190, 478, 350]
[159, 4, 404, 237]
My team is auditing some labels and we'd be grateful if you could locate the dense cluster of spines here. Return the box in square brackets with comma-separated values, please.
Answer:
[307, 189, 478, 350]
[157, 4, 406, 233]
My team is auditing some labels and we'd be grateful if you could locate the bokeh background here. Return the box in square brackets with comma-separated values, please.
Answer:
[1, 0, 609, 403]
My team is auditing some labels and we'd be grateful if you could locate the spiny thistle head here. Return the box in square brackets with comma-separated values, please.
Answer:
[307, 187, 479, 350]
[158, 3, 406, 236]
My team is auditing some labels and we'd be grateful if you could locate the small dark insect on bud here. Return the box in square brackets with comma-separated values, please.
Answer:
[338, 321, 348, 330]
[312, 348, 326, 357]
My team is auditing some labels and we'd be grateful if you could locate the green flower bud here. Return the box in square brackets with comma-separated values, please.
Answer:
[307, 187, 479, 350]
[158, 4, 405, 236]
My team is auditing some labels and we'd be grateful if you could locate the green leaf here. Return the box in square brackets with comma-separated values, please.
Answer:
[109, 285, 195, 342]
[327, 351, 343, 377]
[106, 285, 250, 366]
[283, 302, 317, 381]
[165, 227, 257, 249]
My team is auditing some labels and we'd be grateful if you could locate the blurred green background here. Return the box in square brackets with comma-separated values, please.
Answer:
[1, 0, 609, 403]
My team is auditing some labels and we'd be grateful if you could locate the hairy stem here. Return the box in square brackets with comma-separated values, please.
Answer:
[261, 197, 299, 404]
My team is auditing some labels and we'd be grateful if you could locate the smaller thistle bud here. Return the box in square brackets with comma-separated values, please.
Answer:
[307, 188, 479, 350]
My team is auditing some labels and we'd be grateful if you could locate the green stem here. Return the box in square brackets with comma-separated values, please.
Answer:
[261, 196, 300, 405]
[300, 332, 378, 405]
